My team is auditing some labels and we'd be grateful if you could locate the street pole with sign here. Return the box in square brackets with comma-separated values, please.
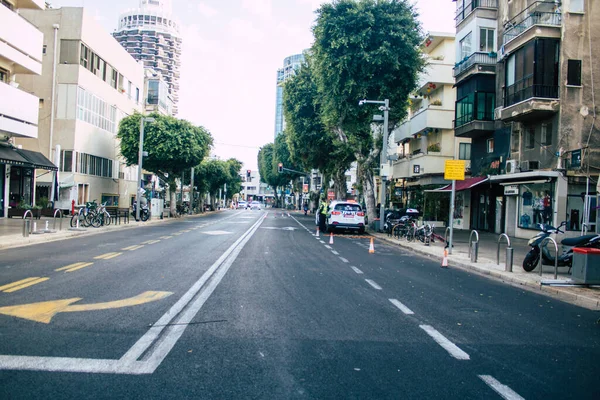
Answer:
[444, 160, 466, 254]
[136, 117, 154, 221]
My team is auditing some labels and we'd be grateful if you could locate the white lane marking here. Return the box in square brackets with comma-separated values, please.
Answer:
[351, 266, 363, 274]
[324, 245, 332, 249]
[365, 279, 382, 290]
[339, 257, 349, 263]
[419, 325, 470, 360]
[319, 241, 325, 244]
[478, 375, 525, 400]
[389, 299, 414, 315]
[331, 250, 339, 255]
[0, 356, 142, 375]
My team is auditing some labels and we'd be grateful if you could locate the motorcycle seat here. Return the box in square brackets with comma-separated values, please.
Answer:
[561, 235, 598, 246]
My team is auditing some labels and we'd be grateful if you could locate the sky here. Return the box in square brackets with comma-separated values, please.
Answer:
[51, 0, 456, 171]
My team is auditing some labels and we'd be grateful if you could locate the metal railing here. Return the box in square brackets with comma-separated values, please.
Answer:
[455, 0, 498, 24]
[539, 237, 559, 279]
[503, 11, 562, 45]
[52, 208, 63, 232]
[497, 233, 514, 272]
[453, 52, 497, 78]
[22, 210, 33, 237]
[468, 230, 479, 263]
[504, 78, 559, 108]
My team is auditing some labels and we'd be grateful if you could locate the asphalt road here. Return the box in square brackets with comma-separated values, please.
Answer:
[0, 209, 598, 399]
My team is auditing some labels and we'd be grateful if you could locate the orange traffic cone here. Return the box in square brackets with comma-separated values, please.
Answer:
[316, 227, 320, 237]
[441, 248, 449, 268]
[369, 238, 375, 254]
[329, 232, 334, 244]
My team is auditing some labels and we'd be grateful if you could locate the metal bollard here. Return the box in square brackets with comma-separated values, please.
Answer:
[23, 220, 30, 237]
[505, 247, 514, 272]
[471, 241, 479, 263]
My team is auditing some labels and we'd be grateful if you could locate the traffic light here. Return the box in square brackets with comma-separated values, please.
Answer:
[278, 163, 283, 173]
[246, 170, 251, 179]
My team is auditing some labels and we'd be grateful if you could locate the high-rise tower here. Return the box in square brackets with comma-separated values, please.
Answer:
[113, 0, 182, 115]
[274, 53, 305, 138]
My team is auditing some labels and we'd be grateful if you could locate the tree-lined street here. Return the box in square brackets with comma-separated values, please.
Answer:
[1, 210, 598, 399]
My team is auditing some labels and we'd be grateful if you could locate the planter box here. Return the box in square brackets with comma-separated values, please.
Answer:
[7, 208, 41, 219]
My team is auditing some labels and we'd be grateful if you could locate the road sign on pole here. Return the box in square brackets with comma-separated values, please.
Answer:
[444, 160, 466, 181]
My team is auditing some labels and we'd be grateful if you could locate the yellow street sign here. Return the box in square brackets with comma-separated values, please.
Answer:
[444, 160, 466, 181]
[0, 291, 173, 324]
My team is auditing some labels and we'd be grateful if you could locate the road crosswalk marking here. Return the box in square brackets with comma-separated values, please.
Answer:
[0, 277, 49, 293]
[56, 262, 94, 273]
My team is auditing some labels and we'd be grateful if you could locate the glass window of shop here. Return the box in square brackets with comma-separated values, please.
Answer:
[518, 183, 554, 229]
[566, 184, 597, 232]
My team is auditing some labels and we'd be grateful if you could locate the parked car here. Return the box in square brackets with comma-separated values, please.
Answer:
[250, 201, 262, 210]
[326, 200, 365, 234]
[237, 201, 248, 209]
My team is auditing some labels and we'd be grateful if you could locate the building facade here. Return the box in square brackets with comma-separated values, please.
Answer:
[0, 0, 56, 218]
[274, 53, 305, 138]
[113, 0, 181, 115]
[16, 7, 144, 210]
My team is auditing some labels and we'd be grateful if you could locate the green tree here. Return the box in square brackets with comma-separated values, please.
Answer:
[117, 112, 212, 214]
[311, 0, 424, 220]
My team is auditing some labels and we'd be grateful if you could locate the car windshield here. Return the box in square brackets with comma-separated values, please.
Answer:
[334, 204, 361, 212]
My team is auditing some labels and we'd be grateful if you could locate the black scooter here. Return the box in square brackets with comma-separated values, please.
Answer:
[523, 221, 600, 271]
[132, 202, 150, 222]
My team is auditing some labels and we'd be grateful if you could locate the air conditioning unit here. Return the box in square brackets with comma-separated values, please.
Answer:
[506, 160, 519, 174]
[520, 160, 540, 172]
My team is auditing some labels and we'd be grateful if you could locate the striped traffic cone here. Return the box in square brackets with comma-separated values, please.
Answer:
[316, 227, 320, 237]
[441, 248, 449, 268]
[369, 238, 375, 254]
[329, 232, 334, 244]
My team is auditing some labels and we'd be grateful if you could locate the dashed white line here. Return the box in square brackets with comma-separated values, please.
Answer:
[339, 257, 349, 263]
[350, 266, 363, 274]
[478, 375, 524, 400]
[389, 299, 414, 315]
[365, 279, 382, 290]
[419, 325, 470, 360]
[324, 245, 332, 249]
[331, 250, 339, 255]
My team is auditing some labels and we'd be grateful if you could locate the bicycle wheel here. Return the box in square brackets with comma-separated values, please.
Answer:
[103, 211, 111, 226]
[84, 211, 96, 227]
[90, 214, 102, 228]
[406, 228, 415, 242]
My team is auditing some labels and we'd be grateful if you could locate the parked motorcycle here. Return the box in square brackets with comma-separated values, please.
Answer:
[523, 221, 600, 271]
[132, 202, 150, 222]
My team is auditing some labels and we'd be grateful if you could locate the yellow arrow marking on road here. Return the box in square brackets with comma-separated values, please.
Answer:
[0, 277, 49, 293]
[0, 291, 173, 323]
[94, 252, 122, 260]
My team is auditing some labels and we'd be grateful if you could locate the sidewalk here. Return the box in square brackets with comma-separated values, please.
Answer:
[370, 228, 600, 310]
[0, 212, 210, 251]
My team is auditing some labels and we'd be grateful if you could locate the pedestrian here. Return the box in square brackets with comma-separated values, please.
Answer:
[318, 195, 328, 233]
[303, 202, 308, 215]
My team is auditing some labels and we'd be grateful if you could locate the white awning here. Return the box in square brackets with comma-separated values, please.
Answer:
[59, 173, 75, 188]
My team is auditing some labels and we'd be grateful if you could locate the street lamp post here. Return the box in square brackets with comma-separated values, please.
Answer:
[136, 117, 154, 221]
[359, 98, 390, 232]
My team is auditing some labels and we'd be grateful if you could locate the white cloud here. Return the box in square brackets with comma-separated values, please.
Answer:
[197, 2, 218, 17]
[241, 0, 273, 19]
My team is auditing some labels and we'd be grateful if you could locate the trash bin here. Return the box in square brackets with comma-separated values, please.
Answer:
[571, 247, 600, 284]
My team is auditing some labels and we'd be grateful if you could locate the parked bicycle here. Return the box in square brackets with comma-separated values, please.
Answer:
[70, 200, 98, 228]
[89, 202, 111, 227]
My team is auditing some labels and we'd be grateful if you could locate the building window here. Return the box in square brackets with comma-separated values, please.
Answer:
[76, 86, 117, 133]
[519, 184, 554, 229]
[486, 138, 494, 153]
[541, 123, 552, 146]
[459, 32, 472, 60]
[0, 67, 8, 83]
[569, 0, 585, 13]
[526, 127, 535, 149]
[111, 69, 118, 89]
[479, 28, 495, 53]
[60, 150, 73, 172]
[43, 45, 47, 55]
[74, 151, 114, 178]
[101, 194, 119, 207]
[567, 60, 582, 86]
[459, 143, 471, 160]
[80, 43, 89, 68]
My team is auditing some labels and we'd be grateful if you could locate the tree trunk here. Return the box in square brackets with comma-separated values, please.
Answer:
[333, 169, 346, 200]
[167, 178, 177, 216]
[360, 167, 377, 227]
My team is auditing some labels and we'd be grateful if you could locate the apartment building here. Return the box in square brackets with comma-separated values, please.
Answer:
[490, 0, 599, 239]
[15, 7, 144, 210]
[0, 0, 56, 218]
[241, 170, 274, 204]
[391, 32, 470, 216]
[274, 53, 305, 138]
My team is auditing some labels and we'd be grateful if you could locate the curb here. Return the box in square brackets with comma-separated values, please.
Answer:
[373, 233, 600, 311]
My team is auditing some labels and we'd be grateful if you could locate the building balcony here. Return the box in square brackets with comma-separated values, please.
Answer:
[0, 3, 43, 75]
[416, 61, 454, 93]
[392, 152, 453, 179]
[502, 7, 561, 52]
[500, 79, 559, 122]
[395, 106, 454, 142]
[0, 81, 39, 139]
[455, 0, 498, 26]
[454, 117, 495, 139]
[453, 52, 496, 81]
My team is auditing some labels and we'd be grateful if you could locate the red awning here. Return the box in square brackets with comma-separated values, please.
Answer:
[427, 176, 489, 192]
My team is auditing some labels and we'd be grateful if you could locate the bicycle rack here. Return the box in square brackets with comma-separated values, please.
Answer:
[69, 207, 87, 231]
[444, 226, 450, 244]
[46, 208, 63, 233]
[496, 233, 514, 272]
[22, 210, 33, 237]
[468, 230, 479, 263]
[539, 237, 559, 279]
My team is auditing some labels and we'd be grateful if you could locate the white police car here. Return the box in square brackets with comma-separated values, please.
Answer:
[326, 200, 365, 234]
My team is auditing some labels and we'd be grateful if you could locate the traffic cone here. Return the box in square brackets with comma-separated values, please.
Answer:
[329, 232, 334, 244]
[316, 227, 320, 237]
[441, 248, 449, 268]
[369, 238, 375, 254]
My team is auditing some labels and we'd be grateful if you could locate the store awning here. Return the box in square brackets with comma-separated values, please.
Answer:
[0, 146, 30, 167]
[17, 148, 57, 171]
[426, 176, 489, 192]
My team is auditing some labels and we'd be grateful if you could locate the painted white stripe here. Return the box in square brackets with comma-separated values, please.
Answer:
[365, 279, 382, 290]
[324, 245, 332, 249]
[319, 240, 325, 244]
[350, 266, 363, 274]
[0, 356, 146, 375]
[389, 299, 414, 315]
[331, 250, 339, 255]
[478, 375, 525, 400]
[419, 325, 470, 360]
[339, 257, 349, 263]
